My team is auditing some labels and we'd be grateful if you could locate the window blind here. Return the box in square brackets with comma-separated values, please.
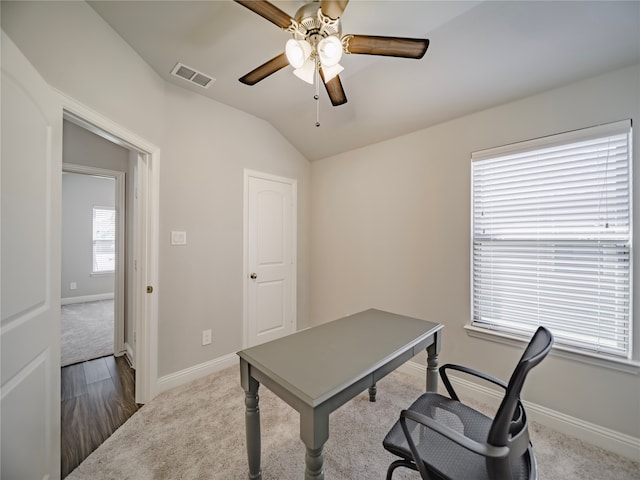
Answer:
[93, 206, 116, 273]
[471, 120, 632, 358]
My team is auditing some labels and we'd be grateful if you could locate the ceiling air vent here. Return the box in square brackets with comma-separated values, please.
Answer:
[171, 62, 215, 89]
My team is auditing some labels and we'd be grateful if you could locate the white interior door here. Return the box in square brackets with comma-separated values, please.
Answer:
[245, 171, 297, 347]
[1, 30, 62, 479]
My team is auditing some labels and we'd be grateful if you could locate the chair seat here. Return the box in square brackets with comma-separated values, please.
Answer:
[383, 393, 531, 480]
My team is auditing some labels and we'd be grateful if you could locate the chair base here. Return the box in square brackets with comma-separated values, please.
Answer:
[387, 459, 418, 480]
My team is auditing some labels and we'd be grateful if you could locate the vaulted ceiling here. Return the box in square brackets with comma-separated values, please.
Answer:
[89, 0, 640, 160]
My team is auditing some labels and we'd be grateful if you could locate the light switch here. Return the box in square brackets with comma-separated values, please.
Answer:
[171, 231, 187, 245]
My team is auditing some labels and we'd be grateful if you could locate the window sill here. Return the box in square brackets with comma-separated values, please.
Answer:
[91, 271, 114, 277]
[464, 324, 640, 375]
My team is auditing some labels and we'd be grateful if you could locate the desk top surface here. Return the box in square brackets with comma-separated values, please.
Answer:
[238, 309, 442, 406]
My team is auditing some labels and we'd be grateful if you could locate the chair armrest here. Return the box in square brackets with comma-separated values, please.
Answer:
[440, 364, 508, 401]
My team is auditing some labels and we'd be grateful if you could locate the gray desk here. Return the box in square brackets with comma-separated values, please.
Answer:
[237, 309, 443, 480]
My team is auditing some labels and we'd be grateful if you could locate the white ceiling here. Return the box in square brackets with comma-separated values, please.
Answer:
[88, 0, 640, 161]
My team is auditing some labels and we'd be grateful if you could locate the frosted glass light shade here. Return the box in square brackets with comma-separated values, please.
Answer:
[321, 63, 343, 82]
[285, 39, 312, 69]
[293, 59, 316, 84]
[317, 36, 343, 67]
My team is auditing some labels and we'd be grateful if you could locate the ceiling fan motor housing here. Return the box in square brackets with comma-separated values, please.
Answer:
[292, 2, 341, 47]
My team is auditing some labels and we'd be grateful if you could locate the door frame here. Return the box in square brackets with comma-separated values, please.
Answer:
[62, 163, 126, 357]
[60, 92, 160, 404]
[242, 169, 297, 348]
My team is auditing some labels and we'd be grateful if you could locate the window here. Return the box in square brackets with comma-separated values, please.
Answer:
[93, 206, 116, 274]
[471, 120, 632, 360]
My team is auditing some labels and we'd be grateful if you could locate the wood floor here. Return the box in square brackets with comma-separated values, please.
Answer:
[61, 355, 139, 478]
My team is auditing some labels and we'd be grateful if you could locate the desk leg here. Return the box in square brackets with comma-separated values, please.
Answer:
[368, 384, 377, 402]
[244, 376, 262, 480]
[426, 333, 441, 393]
[300, 407, 329, 480]
[305, 447, 324, 480]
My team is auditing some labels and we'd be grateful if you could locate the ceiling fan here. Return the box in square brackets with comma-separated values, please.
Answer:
[234, 0, 430, 107]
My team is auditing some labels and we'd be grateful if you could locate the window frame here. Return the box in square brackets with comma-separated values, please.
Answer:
[469, 120, 635, 369]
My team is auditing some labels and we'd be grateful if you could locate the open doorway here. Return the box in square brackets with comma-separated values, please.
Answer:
[61, 120, 131, 363]
[61, 168, 122, 366]
[60, 119, 141, 477]
[61, 95, 160, 406]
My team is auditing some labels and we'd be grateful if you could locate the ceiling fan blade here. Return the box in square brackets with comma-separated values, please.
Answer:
[320, 0, 349, 20]
[319, 69, 347, 106]
[234, 0, 294, 29]
[344, 35, 429, 59]
[239, 53, 289, 85]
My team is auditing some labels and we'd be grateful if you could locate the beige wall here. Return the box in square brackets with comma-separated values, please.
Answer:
[1, 1, 166, 146]
[158, 83, 311, 374]
[1, 1, 311, 379]
[311, 64, 640, 438]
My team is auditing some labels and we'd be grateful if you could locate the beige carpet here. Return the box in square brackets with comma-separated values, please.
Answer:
[66, 366, 640, 479]
[60, 300, 114, 367]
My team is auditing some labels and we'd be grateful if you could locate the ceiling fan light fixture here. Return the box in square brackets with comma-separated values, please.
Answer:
[293, 59, 316, 84]
[235, 0, 431, 110]
[285, 38, 312, 69]
[317, 35, 343, 67]
[321, 63, 344, 83]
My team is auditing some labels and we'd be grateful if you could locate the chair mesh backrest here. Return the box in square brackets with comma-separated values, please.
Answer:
[487, 327, 553, 447]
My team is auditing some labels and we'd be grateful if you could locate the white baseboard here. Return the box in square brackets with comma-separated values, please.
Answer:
[156, 353, 238, 394]
[398, 361, 640, 462]
[61, 293, 114, 305]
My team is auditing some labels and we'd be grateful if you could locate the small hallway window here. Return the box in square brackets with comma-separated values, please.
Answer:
[92, 206, 116, 274]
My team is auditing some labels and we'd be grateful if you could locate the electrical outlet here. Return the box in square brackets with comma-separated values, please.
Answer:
[201, 329, 212, 346]
[171, 231, 187, 245]
[70, 282, 77, 290]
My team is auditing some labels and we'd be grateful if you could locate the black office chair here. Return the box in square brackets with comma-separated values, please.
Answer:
[383, 326, 553, 480]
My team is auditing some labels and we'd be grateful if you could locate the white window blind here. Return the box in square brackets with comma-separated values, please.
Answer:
[471, 120, 632, 359]
[93, 206, 116, 274]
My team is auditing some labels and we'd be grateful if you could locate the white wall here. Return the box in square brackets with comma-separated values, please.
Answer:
[311, 64, 640, 440]
[1, 1, 311, 380]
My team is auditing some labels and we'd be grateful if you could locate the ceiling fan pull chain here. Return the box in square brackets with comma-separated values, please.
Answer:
[314, 60, 321, 127]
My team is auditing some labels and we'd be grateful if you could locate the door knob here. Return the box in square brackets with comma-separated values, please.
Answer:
[250, 273, 257, 279]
